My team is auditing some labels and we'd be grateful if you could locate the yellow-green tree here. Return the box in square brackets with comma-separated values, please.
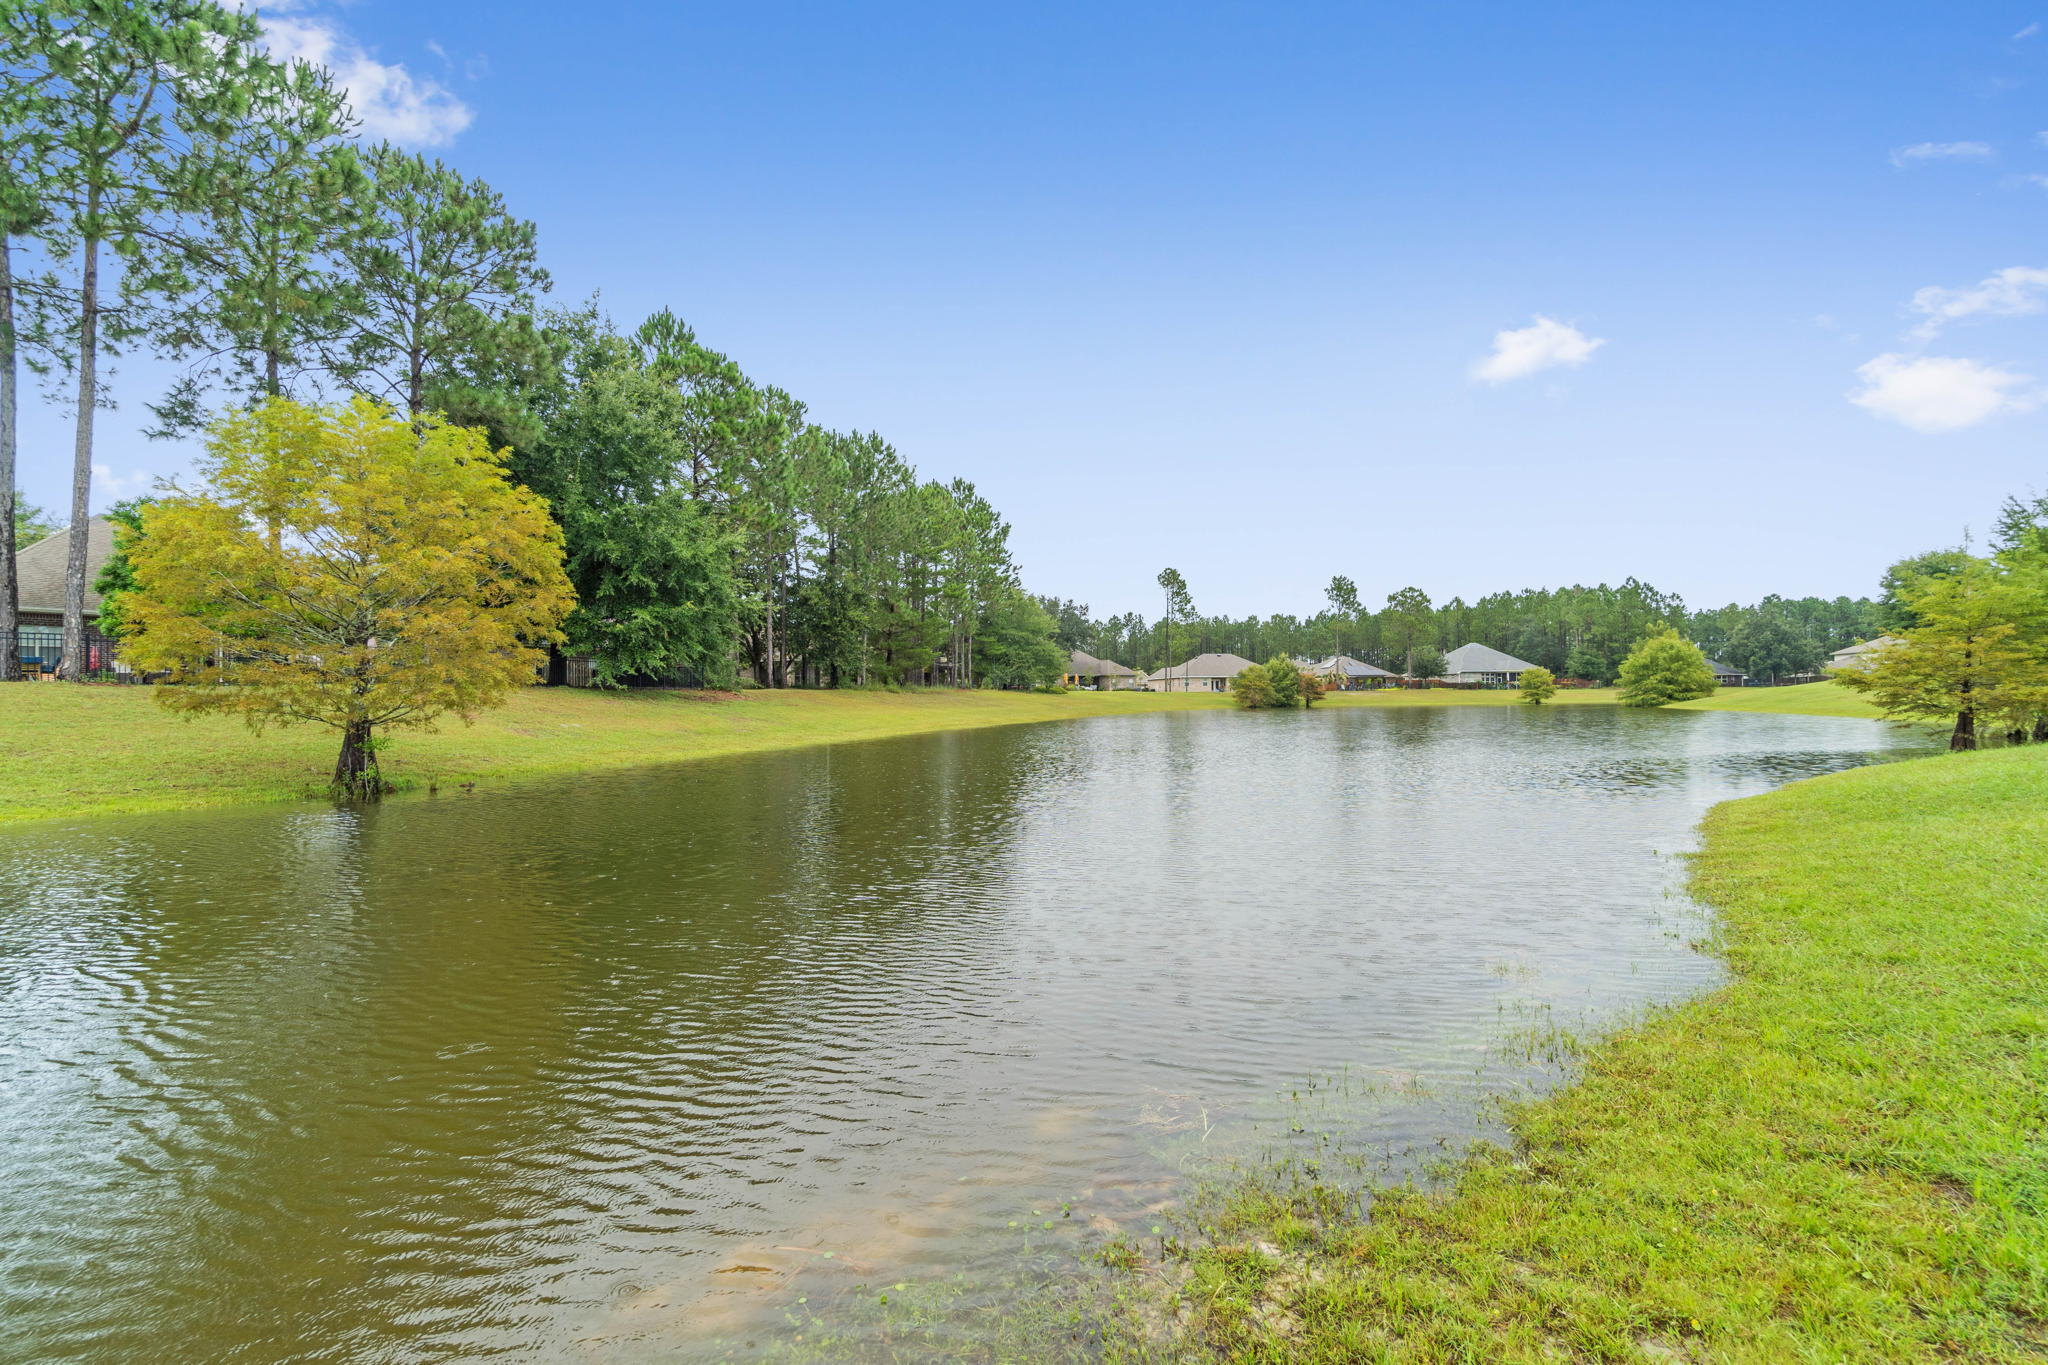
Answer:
[1518, 664, 1557, 704]
[1834, 556, 2048, 751]
[1230, 661, 1278, 709]
[1616, 629, 1717, 707]
[123, 397, 574, 795]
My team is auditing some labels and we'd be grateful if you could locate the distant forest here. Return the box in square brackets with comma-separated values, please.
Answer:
[1041, 579, 1883, 684]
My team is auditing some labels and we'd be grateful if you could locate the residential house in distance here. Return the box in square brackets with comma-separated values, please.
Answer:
[1441, 642, 1538, 686]
[1145, 652, 1257, 693]
[1703, 657, 1747, 686]
[11, 518, 118, 677]
[1306, 654, 1397, 690]
[1828, 636, 1902, 672]
[1063, 649, 1139, 690]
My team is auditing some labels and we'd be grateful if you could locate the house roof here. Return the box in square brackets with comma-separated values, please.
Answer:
[14, 518, 115, 617]
[1703, 657, 1744, 676]
[1147, 652, 1258, 681]
[1831, 636, 1902, 658]
[1069, 649, 1135, 677]
[1308, 654, 1395, 677]
[1443, 642, 1537, 675]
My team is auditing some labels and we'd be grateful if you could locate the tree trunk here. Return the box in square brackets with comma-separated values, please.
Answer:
[1950, 706, 1977, 752]
[0, 234, 18, 683]
[2033, 715, 2048, 745]
[61, 231, 99, 683]
[333, 718, 381, 798]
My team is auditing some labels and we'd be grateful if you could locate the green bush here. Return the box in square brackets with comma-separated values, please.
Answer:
[1617, 629, 1717, 706]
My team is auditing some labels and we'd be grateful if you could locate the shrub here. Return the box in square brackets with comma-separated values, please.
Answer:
[1617, 629, 1718, 707]
[1231, 663, 1278, 709]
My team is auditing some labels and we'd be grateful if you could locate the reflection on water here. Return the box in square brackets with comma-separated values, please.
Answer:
[0, 705, 1928, 1362]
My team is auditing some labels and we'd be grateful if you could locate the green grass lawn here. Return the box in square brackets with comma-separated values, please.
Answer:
[0, 684, 1230, 825]
[1670, 678, 1887, 719]
[1323, 680, 1884, 718]
[0, 679, 1892, 826]
[1143, 743, 2048, 1362]
[1322, 686, 1623, 707]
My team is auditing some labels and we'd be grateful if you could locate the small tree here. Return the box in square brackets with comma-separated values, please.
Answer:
[1519, 664, 1557, 704]
[89, 495, 153, 639]
[1616, 629, 1718, 707]
[1264, 654, 1301, 707]
[1230, 661, 1277, 709]
[1298, 666, 1326, 707]
[122, 397, 573, 796]
[1409, 645, 1447, 682]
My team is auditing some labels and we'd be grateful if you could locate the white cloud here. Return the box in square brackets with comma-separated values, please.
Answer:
[1471, 316, 1606, 384]
[1889, 140, 1994, 167]
[1909, 265, 2048, 336]
[1848, 354, 2039, 432]
[2018, 21, 2042, 39]
[92, 464, 156, 500]
[260, 11, 474, 147]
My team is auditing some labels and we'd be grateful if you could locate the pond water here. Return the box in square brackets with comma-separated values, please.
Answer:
[0, 705, 1930, 1363]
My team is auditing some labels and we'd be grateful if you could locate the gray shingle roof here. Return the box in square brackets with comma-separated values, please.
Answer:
[1442, 642, 1537, 675]
[1703, 657, 1744, 677]
[13, 518, 115, 617]
[1069, 649, 1135, 677]
[1308, 654, 1395, 677]
[1146, 652, 1258, 681]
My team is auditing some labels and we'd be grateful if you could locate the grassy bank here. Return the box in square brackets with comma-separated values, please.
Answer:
[1318, 679, 1885, 719]
[1670, 678, 1887, 718]
[0, 685, 1229, 825]
[1146, 744, 2048, 1362]
[0, 678, 1887, 827]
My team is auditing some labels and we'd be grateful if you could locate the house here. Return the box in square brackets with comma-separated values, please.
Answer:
[1145, 652, 1258, 693]
[1829, 636, 1902, 672]
[11, 518, 118, 676]
[1441, 642, 1539, 686]
[1306, 654, 1397, 690]
[1703, 657, 1746, 686]
[1064, 649, 1139, 690]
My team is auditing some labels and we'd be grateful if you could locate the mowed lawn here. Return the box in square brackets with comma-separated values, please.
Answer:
[0, 684, 1230, 825]
[1147, 743, 2048, 1362]
[1323, 679, 1885, 718]
[1671, 678, 1887, 718]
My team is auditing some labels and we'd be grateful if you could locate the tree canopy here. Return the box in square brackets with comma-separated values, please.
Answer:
[120, 398, 572, 794]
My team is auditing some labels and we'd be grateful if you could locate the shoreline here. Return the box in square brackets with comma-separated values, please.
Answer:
[1136, 742, 2047, 1361]
[0, 680, 1880, 827]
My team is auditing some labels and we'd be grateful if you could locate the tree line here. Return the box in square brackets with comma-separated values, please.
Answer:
[0, 0, 1064, 691]
[1042, 576, 1881, 682]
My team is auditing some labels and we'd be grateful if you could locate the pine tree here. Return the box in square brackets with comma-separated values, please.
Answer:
[334, 144, 548, 416]
[12, 0, 276, 679]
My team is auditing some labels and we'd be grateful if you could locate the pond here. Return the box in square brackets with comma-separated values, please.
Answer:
[0, 705, 1930, 1363]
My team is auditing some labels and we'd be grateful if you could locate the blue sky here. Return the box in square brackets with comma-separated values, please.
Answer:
[19, 1, 2048, 617]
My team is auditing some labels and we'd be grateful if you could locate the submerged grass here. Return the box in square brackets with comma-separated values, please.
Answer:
[1133, 744, 2048, 1362]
